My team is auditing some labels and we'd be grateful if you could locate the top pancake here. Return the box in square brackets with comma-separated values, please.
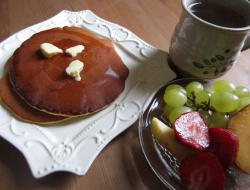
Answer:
[9, 27, 129, 116]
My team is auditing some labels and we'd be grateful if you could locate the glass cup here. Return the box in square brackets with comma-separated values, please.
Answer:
[169, 0, 250, 79]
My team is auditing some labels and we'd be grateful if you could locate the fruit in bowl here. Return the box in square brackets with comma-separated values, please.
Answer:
[150, 80, 250, 190]
[228, 105, 250, 174]
[151, 117, 196, 160]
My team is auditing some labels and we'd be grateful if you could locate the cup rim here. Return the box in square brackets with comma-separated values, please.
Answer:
[181, 0, 250, 32]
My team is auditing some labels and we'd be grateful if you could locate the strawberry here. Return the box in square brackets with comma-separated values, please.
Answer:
[209, 128, 239, 169]
[179, 152, 225, 190]
[174, 112, 209, 150]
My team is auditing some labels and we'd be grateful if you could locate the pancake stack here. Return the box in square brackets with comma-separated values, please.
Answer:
[0, 27, 129, 124]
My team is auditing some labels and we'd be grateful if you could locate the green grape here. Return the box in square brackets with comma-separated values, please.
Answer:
[163, 89, 187, 107]
[209, 112, 229, 128]
[210, 92, 240, 113]
[239, 96, 250, 110]
[165, 84, 186, 95]
[199, 111, 211, 125]
[163, 104, 175, 118]
[195, 90, 211, 105]
[186, 81, 204, 97]
[169, 106, 192, 124]
[212, 80, 235, 93]
[207, 88, 215, 95]
[235, 86, 249, 98]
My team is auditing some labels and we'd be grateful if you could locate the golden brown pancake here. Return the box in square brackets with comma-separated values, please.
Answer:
[9, 27, 129, 116]
[0, 73, 66, 124]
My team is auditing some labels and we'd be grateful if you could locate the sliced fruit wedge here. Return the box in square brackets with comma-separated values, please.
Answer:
[174, 112, 209, 151]
[208, 128, 239, 169]
[228, 105, 250, 174]
[179, 152, 225, 190]
[151, 117, 196, 160]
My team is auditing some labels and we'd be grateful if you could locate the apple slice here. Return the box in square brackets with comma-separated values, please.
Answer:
[151, 117, 196, 160]
[228, 105, 250, 174]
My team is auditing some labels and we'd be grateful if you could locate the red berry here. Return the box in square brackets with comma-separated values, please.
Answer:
[174, 112, 209, 150]
[179, 152, 225, 190]
[209, 128, 239, 169]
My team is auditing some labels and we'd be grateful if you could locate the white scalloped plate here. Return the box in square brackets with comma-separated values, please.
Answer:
[0, 10, 176, 178]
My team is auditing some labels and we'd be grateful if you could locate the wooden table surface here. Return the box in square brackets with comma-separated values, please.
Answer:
[0, 0, 250, 190]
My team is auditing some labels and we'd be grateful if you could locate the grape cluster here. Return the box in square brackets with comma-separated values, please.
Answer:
[163, 80, 250, 128]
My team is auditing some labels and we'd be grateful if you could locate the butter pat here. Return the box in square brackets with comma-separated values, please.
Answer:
[40, 43, 63, 58]
[65, 60, 84, 81]
[65, 45, 85, 57]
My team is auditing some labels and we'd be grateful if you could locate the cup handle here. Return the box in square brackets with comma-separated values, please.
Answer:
[242, 32, 250, 51]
